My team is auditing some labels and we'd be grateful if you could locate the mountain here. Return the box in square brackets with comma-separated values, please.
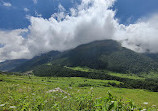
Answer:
[0, 59, 28, 71]
[11, 40, 158, 73]
[50, 40, 158, 73]
[11, 51, 60, 72]
[144, 53, 158, 63]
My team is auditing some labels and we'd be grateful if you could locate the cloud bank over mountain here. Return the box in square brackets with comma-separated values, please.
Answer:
[0, 0, 158, 61]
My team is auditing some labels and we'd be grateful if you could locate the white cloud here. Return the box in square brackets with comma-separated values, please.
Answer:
[35, 11, 42, 17]
[0, 29, 31, 62]
[33, 0, 38, 4]
[114, 14, 158, 53]
[0, 0, 158, 62]
[58, 4, 66, 12]
[27, 0, 116, 54]
[3, 2, 12, 7]
[52, 4, 66, 21]
[24, 8, 29, 12]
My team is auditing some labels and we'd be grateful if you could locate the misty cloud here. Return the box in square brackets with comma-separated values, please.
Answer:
[0, 0, 158, 62]
[0, 29, 31, 62]
[33, 0, 38, 4]
[3, 2, 12, 7]
[114, 14, 158, 53]
[24, 8, 29, 12]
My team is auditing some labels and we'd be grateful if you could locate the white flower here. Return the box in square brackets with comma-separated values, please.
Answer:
[0, 104, 5, 107]
[9, 106, 16, 109]
[143, 102, 148, 105]
[68, 87, 72, 89]
[46, 87, 71, 96]
[96, 97, 101, 99]
[111, 101, 115, 103]
[44, 100, 48, 103]
[63, 96, 67, 99]
[141, 109, 146, 111]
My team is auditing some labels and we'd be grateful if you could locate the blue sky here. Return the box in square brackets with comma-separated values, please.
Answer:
[113, 0, 158, 25]
[0, 0, 80, 29]
[0, 0, 158, 29]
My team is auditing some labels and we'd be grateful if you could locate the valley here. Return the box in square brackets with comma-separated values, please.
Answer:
[1, 40, 158, 110]
[0, 73, 158, 110]
[1, 0, 158, 110]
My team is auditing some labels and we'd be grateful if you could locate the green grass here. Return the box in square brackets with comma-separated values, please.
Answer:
[66, 66, 145, 80]
[0, 74, 158, 110]
[108, 72, 145, 80]
[139, 72, 158, 79]
[64, 66, 94, 72]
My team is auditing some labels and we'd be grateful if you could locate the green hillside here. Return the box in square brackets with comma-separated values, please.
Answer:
[50, 40, 158, 73]
[0, 59, 28, 71]
[144, 53, 158, 63]
[11, 40, 158, 74]
[11, 51, 60, 72]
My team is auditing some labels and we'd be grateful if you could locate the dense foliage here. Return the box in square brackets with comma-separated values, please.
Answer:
[33, 65, 158, 92]
[145, 53, 158, 63]
[11, 51, 60, 72]
[65, 40, 158, 73]
[0, 59, 28, 71]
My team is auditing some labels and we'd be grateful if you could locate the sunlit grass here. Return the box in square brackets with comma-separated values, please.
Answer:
[0, 74, 158, 110]
[108, 72, 145, 80]
[66, 66, 145, 80]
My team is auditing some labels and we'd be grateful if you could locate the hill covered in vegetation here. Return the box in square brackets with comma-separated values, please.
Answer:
[11, 51, 60, 72]
[9, 40, 158, 74]
[0, 59, 28, 71]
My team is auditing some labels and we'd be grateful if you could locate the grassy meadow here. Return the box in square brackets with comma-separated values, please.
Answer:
[0, 73, 158, 110]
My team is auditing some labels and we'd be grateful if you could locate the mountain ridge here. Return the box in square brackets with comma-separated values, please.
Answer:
[6, 39, 158, 74]
[0, 59, 28, 71]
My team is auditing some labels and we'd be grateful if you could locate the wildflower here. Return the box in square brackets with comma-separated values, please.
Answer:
[9, 106, 16, 109]
[44, 100, 48, 103]
[0, 104, 5, 107]
[32, 93, 35, 95]
[53, 96, 56, 99]
[141, 109, 146, 111]
[16, 84, 19, 86]
[90, 87, 93, 90]
[63, 96, 67, 99]
[143, 102, 148, 105]
[111, 101, 115, 103]
[152, 105, 156, 107]
[69, 87, 72, 89]
[96, 97, 101, 99]
[46, 87, 71, 96]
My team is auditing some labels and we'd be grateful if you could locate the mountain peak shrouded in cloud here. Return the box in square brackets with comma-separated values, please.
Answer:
[0, 0, 158, 62]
